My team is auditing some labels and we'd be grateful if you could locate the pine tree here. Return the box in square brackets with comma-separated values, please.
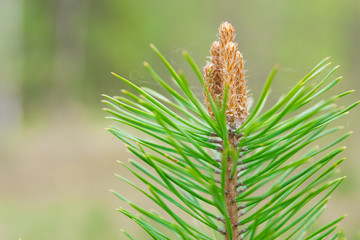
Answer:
[103, 22, 358, 239]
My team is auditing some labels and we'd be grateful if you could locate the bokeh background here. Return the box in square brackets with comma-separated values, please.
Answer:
[1, 0, 359, 239]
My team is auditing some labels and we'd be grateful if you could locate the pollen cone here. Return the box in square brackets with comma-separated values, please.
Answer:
[203, 21, 248, 129]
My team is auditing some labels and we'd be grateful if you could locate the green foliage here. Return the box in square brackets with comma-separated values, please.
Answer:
[103, 45, 358, 239]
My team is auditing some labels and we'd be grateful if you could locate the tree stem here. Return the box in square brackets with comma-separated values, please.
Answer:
[224, 135, 242, 239]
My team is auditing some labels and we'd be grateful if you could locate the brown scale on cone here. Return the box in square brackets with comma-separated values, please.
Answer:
[203, 62, 217, 118]
[203, 21, 248, 130]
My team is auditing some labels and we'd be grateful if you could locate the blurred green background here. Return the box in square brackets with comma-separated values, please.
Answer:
[1, 0, 359, 239]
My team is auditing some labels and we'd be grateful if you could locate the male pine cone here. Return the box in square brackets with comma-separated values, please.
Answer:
[203, 21, 248, 129]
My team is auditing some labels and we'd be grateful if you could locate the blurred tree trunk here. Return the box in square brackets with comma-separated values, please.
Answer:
[51, 0, 89, 111]
[0, 0, 23, 135]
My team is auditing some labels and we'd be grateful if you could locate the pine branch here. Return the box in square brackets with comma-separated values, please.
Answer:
[103, 22, 358, 239]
